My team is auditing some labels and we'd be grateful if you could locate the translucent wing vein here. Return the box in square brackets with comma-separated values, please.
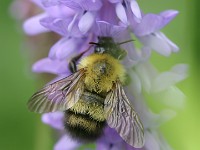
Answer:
[27, 69, 85, 113]
[104, 81, 144, 148]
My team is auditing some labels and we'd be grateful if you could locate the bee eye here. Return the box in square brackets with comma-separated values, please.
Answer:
[95, 46, 105, 54]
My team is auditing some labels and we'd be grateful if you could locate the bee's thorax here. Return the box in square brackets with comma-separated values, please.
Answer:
[92, 61, 112, 77]
[78, 53, 126, 93]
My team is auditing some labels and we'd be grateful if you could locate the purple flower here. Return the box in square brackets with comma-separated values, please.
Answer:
[16, 0, 188, 150]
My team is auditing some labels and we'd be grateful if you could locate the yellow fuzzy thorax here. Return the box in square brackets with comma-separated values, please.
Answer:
[78, 53, 126, 93]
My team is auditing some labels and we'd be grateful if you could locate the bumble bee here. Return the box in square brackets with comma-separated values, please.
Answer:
[27, 37, 144, 148]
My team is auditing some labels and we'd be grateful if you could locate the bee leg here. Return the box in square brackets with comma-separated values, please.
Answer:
[69, 51, 87, 73]
[68, 45, 93, 73]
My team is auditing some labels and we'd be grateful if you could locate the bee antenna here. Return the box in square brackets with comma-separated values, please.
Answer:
[89, 42, 100, 46]
[117, 39, 135, 45]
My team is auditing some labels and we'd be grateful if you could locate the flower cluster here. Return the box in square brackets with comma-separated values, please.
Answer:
[19, 0, 187, 150]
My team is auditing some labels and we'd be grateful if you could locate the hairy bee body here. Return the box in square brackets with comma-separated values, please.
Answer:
[28, 37, 144, 148]
[64, 53, 126, 141]
[78, 53, 126, 93]
[64, 91, 106, 141]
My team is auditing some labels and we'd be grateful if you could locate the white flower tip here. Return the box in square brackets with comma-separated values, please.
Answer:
[78, 12, 95, 34]
[54, 135, 80, 150]
[171, 64, 188, 78]
[23, 20, 36, 35]
[161, 10, 179, 19]
[116, 3, 128, 25]
[32, 62, 40, 72]
[130, 0, 142, 20]
[168, 10, 179, 16]
[23, 14, 49, 35]
[41, 114, 49, 124]
[164, 86, 186, 108]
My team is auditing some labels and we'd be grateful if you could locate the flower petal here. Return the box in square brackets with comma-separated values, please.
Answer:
[134, 10, 178, 36]
[96, 138, 110, 150]
[129, 70, 142, 94]
[104, 127, 123, 143]
[139, 32, 179, 56]
[153, 86, 186, 109]
[32, 57, 69, 74]
[55, 38, 77, 60]
[78, 11, 95, 34]
[97, 127, 124, 150]
[40, 17, 70, 36]
[151, 69, 187, 92]
[78, 0, 102, 11]
[96, 21, 126, 38]
[159, 10, 179, 26]
[110, 142, 126, 150]
[144, 130, 172, 150]
[130, 0, 142, 20]
[134, 14, 163, 36]
[98, 1, 118, 24]
[108, 0, 122, 3]
[171, 64, 188, 75]
[144, 131, 160, 150]
[54, 135, 81, 150]
[42, 112, 64, 130]
[159, 109, 176, 125]
[134, 62, 157, 93]
[41, 0, 59, 7]
[158, 32, 179, 52]
[23, 13, 50, 35]
[116, 3, 128, 25]
[49, 37, 86, 60]
[59, 0, 102, 11]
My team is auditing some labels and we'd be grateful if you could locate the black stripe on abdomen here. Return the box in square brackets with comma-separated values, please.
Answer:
[64, 110, 106, 142]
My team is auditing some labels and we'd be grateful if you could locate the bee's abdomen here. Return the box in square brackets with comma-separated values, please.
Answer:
[64, 110, 106, 141]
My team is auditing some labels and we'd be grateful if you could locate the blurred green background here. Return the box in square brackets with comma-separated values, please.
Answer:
[0, 0, 199, 150]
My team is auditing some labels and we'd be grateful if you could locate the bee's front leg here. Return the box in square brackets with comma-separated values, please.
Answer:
[68, 54, 81, 73]
[68, 46, 92, 73]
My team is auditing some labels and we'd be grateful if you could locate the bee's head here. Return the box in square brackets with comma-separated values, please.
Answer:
[90, 36, 127, 60]
[94, 45, 106, 54]
[89, 37, 112, 54]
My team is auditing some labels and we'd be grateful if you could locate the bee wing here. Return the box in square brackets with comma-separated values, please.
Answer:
[104, 81, 144, 148]
[27, 69, 85, 113]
